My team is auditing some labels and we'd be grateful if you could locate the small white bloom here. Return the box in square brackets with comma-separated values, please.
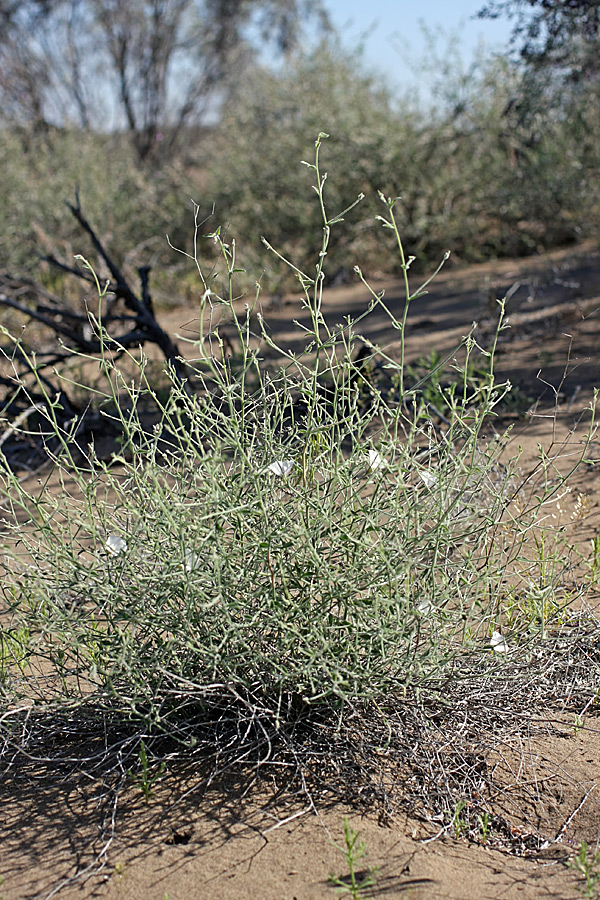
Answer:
[419, 469, 438, 489]
[106, 534, 128, 557]
[416, 597, 432, 614]
[184, 549, 200, 572]
[368, 449, 385, 472]
[267, 459, 295, 477]
[490, 630, 510, 653]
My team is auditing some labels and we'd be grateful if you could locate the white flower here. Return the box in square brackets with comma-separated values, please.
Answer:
[416, 597, 432, 614]
[106, 534, 128, 557]
[368, 449, 385, 472]
[267, 459, 295, 477]
[184, 549, 200, 572]
[419, 469, 438, 489]
[490, 630, 510, 653]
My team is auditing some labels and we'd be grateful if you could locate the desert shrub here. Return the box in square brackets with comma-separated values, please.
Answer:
[206, 42, 415, 288]
[0, 138, 595, 740]
[207, 44, 600, 290]
[0, 128, 194, 291]
[1, 38, 598, 304]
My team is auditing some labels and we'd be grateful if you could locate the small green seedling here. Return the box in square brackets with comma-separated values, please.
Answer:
[587, 536, 600, 585]
[452, 798, 468, 839]
[570, 841, 600, 897]
[329, 817, 379, 900]
[0, 625, 29, 681]
[127, 741, 166, 801]
[478, 811, 491, 845]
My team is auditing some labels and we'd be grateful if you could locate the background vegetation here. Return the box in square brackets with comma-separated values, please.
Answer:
[0, 1, 598, 295]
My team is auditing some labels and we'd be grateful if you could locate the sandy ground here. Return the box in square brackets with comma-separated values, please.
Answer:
[2, 241, 600, 899]
[2, 784, 591, 899]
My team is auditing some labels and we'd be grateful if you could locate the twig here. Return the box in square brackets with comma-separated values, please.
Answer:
[0, 404, 45, 450]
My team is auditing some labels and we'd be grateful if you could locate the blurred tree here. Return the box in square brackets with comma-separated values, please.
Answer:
[477, 1, 600, 81]
[0, 0, 329, 160]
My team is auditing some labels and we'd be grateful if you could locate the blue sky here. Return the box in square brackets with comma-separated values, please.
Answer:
[321, 0, 515, 90]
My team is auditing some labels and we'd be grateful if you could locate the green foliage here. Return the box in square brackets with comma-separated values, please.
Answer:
[477, 1, 600, 80]
[128, 740, 166, 801]
[502, 582, 570, 639]
[477, 811, 491, 844]
[401, 350, 496, 417]
[1, 37, 599, 299]
[329, 818, 378, 900]
[452, 798, 468, 839]
[0, 129, 192, 283]
[0, 624, 29, 684]
[587, 535, 600, 585]
[209, 45, 600, 291]
[570, 841, 600, 898]
[210, 43, 408, 288]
